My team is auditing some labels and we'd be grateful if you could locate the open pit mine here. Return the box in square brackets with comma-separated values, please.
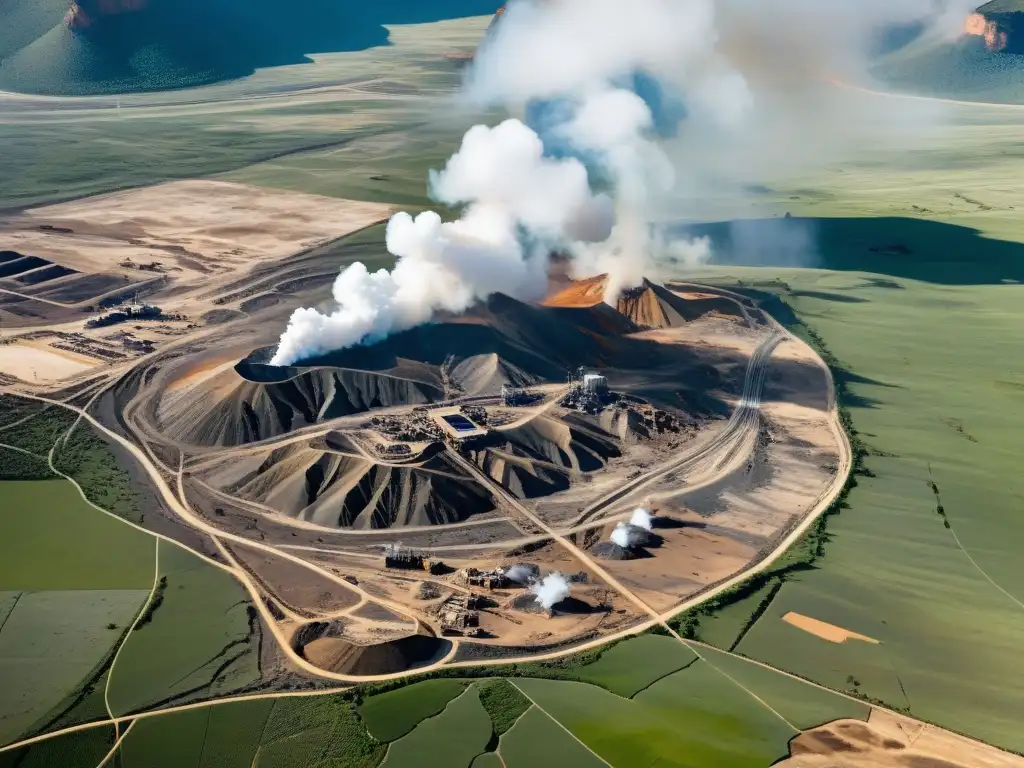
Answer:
[0, 182, 848, 681]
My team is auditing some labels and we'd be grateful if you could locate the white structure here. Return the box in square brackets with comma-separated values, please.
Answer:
[582, 374, 608, 394]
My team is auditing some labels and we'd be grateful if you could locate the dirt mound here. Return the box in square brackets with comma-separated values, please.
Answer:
[469, 415, 621, 500]
[293, 624, 451, 676]
[157, 364, 444, 447]
[545, 275, 742, 329]
[219, 443, 496, 528]
[591, 541, 635, 560]
[542, 274, 610, 307]
[451, 353, 539, 395]
[618, 279, 744, 328]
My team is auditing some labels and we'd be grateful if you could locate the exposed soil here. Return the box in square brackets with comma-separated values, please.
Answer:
[778, 709, 1024, 768]
[230, 542, 361, 618]
[782, 612, 879, 644]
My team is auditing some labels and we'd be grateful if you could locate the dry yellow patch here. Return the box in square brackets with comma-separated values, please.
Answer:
[782, 611, 879, 644]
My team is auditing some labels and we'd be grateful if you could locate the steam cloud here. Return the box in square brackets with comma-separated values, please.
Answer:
[531, 573, 571, 610]
[610, 522, 648, 549]
[503, 564, 537, 584]
[630, 507, 654, 531]
[271, 0, 970, 365]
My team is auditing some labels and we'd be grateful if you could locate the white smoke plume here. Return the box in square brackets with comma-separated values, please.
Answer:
[503, 564, 538, 584]
[271, 0, 967, 363]
[630, 507, 654, 532]
[531, 573, 571, 610]
[610, 521, 649, 549]
[270, 120, 612, 365]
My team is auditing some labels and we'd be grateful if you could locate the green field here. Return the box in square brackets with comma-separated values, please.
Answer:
[255, 695, 383, 768]
[380, 686, 492, 768]
[499, 706, 605, 768]
[0, 590, 146, 744]
[120, 699, 276, 768]
[688, 579, 782, 651]
[0, 724, 116, 768]
[106, 544, 261, 716]
[514, 666, 796, 768]
[359, 678, 470, 742]
[0, 479, 154, 591]
[0, 18, 486, 211]
[470, 754, 503, 768]
[117, 693, 385, 768]
[571, 634, 698, 697]
[477, 679, 530, 737]
[686, 269, 1024, 751]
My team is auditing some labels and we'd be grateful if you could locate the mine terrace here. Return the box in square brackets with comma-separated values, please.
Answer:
[0, 182, 848, 681]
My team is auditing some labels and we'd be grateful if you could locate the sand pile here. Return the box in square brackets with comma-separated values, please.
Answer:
[293, 623, 450, 676]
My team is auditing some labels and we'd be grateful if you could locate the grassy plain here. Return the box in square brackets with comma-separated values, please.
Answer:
[515, 667, 795, 768]
[107, 544, 260, 716]
[499, 706, 606, 768]
[380, 686, 492, 768]
[470, 754, 503, 768]
[0, 724, 115, 768]
[255, 695, 384, 768]
[0, 590, 146, 743]
[0, 478, 153, 590]
[359, 678, 469, 742]
[0, 18, 486, 211]
[121, 700, 276, 768]
[572, 634, 698, 697]
[689, 579, 782, 651]
[690, 269, 1024, 751]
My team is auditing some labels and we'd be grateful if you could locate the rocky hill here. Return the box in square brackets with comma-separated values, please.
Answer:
[0, 0, 500, 95]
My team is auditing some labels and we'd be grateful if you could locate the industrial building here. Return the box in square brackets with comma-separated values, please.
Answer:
[438, 593, 484, 636]
[562, 368, 614, 413]
[456, 567, 509, 591]
[383, 544, 425, 570]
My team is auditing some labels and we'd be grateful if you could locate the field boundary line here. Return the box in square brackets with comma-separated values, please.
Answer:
[95, 719, 134, 768]
[946, 517, 1024, 611]
[0, 592, 21, 637]
[0, 686, 351, 754]
[104, 537, 160, 733]
[506, 682, 612, 767]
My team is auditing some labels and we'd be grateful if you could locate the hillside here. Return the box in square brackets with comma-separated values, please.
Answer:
[0, 0, 499, 95]
[871, 3, 1024, 102]
[544, 275, 744, 329]
[209, 442, 496, 528]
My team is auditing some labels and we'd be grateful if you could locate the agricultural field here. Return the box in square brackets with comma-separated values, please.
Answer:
[689, 269, 1024, 752]
[514, 666, 797, 768]
[380, 686, 492, 768]
[476, 679, 530, 737]
[359, 679, 470, 742]
[686, 579, 783, 651]
[0, 725, 116, 768]
[570, 634, 698, 698]
[106, 543, 261, 716]
[0, 478, 153, 590]
[0, 590, 146, 744]
[498, 706, 606, 768]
